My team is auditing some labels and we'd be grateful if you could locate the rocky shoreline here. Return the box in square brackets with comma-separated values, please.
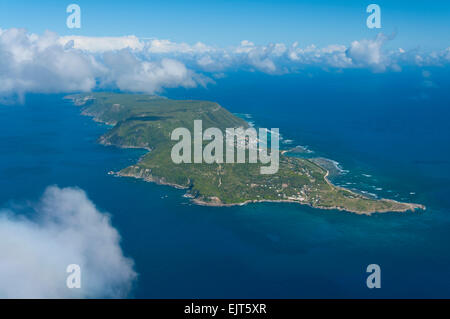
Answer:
[113, 165, 425, 215]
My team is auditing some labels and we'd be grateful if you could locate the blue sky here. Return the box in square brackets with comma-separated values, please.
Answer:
[0, 0, 449, 50]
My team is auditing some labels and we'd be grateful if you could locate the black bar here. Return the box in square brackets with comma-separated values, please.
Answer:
[1, 299, 448, 317]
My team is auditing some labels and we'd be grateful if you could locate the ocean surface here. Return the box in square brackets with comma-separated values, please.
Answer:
[1, 68, 449, 298]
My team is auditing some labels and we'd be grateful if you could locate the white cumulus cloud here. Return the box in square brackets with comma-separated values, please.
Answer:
[0, 29, 206, 98]
[0, 29, 100, 96]
[0, 28, 449, 97]
[0, 186, 136, 298]
[346, 34, 389, 71]
[101, 50, 200, 93]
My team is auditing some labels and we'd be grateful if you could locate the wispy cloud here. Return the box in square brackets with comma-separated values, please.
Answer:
[59, 35, 144, 53]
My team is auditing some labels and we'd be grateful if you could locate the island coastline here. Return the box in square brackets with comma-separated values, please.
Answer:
[66, 93, 426, 215]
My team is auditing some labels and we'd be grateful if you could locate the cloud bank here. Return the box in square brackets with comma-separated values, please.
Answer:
[0, 186, 136, 298]
[0, 28, 449, 97]
[0, 28, 201, 98]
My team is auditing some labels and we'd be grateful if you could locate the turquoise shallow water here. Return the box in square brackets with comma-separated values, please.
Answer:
[0, 68, 449, 297]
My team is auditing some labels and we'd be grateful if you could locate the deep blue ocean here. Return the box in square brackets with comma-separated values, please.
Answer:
[1, 68, 449, 298]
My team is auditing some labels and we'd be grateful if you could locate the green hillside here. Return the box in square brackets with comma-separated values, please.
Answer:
[66, 92, 425, 214]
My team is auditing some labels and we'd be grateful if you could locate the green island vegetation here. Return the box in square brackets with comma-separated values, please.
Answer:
[65, 92, 425, 215]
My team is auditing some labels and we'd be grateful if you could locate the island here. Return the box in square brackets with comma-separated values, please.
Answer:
[65, 92, 425, 215]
